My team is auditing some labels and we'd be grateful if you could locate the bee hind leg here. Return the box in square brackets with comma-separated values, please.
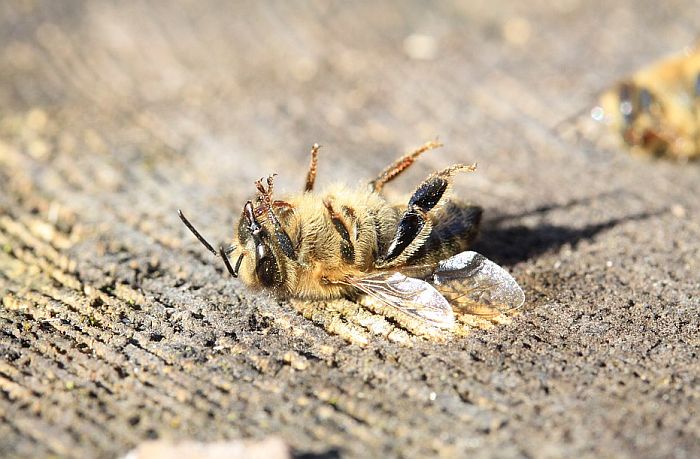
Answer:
[370, 140, 443, 192]
[375, 163, 476, 268]
[304, 143, 321, 192]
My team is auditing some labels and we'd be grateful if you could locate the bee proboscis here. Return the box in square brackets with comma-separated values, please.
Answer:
[179, 141, 525, 330]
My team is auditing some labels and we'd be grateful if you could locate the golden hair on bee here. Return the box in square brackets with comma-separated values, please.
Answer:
[179, 141, 524, 330]
[595, 45, 700, 160]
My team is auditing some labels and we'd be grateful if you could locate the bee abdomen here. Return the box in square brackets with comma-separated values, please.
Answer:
[409, 203, 482, 264]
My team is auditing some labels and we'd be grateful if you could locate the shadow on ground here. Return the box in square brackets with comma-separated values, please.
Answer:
[294, 449, 342, 459]
[474, 192, 664, 266]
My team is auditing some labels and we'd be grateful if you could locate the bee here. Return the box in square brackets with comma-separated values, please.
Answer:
[178, 141, 524, 330]
[595, 46, 700, 160]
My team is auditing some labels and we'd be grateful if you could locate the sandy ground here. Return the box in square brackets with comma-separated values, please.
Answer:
[0, 1, 698, 458]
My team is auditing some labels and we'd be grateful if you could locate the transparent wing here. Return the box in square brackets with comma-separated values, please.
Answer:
[349, 272, 455, 329]
[432, 251, 525, 317]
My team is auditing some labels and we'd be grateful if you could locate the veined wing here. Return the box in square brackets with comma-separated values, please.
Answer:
[349, 272, 455, 329]
[432, 251, 525, 317]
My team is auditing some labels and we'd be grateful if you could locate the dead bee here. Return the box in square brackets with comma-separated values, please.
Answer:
[595, 46, 700, 160]
[178, 141, 524, 330]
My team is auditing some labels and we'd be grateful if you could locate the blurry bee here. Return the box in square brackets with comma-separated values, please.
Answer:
[178, 141, 524, 330]
[596, 46, 700, 160]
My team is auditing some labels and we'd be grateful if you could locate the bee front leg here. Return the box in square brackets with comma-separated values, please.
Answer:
[376, 163, 476, 268]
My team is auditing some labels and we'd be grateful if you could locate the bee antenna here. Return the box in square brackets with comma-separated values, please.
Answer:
[234, 253, 244, 274]
[219, 245, 237, 278]
[178, 209, 217, 256]
[219, 246, 244, 278]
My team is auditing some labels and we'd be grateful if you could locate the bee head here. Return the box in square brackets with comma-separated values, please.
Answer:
[178, 175, 296, 294]
[233, 200, 286, 291]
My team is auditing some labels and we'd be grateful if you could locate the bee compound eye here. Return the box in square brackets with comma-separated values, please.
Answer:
[255, 255, 279, 287]
[237, 217, 251, 244]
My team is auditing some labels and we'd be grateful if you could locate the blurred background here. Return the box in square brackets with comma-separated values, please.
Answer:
[3, 0, 698, 226]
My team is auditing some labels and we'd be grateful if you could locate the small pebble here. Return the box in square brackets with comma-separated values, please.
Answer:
[403, 34, 437, 60]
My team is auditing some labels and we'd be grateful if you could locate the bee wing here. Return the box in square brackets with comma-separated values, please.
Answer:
[349, 272, 455, 329]
[432, 251, 525, 317]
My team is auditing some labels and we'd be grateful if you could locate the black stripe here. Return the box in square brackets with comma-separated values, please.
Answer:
[325, 200, 355, 264]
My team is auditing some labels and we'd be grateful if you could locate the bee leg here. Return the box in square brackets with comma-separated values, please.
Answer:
[254, 200, 292, 218]
[304, 143, 321, 192]
[264, 204, 297, 261]
[254, 175, 299, 261]
[324, 199, 355, 264]
[178, 210, 242, 275]
[219, 245, 244, 278]
[376, 163, 476, 268]
[273, 200, 293, 211]
[370, 140, 443, 192]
